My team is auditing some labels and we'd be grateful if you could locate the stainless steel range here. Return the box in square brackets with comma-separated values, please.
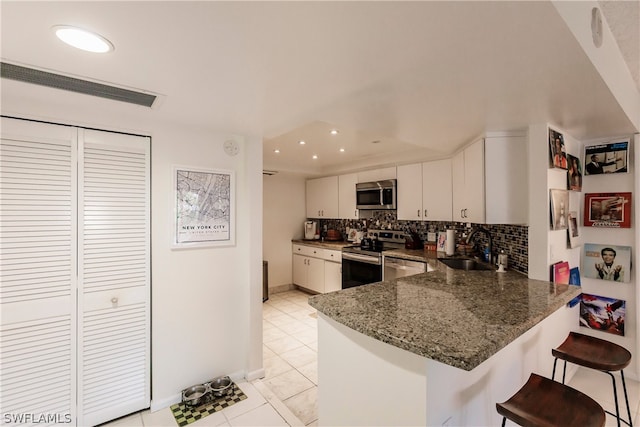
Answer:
[341, 229, 406, 289]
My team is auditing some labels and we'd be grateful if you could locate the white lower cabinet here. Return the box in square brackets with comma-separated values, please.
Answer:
[292, 244, 342, 293]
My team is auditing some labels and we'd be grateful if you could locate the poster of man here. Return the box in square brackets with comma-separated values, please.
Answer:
[582, 243, 631, 283]
[548, 128, 567, 169]
[584, 140, 628, 175]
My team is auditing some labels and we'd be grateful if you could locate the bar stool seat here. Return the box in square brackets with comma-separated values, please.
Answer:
[552, 332, 633, 427]
[496, 373, 605, 427]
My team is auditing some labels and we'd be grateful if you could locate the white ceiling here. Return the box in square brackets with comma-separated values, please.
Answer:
[1, 1, 638, 177]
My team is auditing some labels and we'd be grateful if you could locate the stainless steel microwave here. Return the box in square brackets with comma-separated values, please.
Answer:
[356, 179, 397, 210]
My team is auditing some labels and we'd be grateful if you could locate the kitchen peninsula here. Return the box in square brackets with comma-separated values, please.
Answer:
[309, 259, 582, 426]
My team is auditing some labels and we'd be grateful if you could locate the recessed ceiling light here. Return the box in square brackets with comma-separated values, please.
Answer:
[53, 25, 114, 53]
[312, 155, 318, 159]
[298, 140, 306, 145]
[339, 148, 345, 152]
[274, 149, 280, 153]
[330, 129, 339, 135]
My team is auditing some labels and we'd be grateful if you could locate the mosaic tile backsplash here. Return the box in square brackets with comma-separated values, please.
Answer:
[312, 210, 528, 274]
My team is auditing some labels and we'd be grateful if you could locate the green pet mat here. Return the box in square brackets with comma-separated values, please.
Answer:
[171, 383, 247, 426]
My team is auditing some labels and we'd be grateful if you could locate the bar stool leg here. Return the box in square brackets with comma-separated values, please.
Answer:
[606, 371, 621, 427]
[620, 370, 633, 427]
[501, 417, 506, 427]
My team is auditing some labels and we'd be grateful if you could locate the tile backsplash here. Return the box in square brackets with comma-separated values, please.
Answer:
[313, 210, 528, 274]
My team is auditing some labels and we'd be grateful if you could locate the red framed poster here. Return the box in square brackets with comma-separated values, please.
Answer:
[583, 192, 632, 228]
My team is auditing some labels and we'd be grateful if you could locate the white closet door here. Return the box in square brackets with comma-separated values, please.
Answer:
[77, 129, 150, 426]
[0, 117, 78, 425]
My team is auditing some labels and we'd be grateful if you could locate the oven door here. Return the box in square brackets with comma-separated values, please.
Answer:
[341, 252, 382, 289]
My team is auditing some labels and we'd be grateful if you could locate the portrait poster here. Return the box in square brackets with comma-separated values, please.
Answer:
[549, 189, 569, 230]
[566, 153, 582, 191]
[579, 293, 625, 336]
[567, 211, 581, 248]
[549, 128, 568, 169]
[173, 166, 235, 248]
[582, 243, 631, 283]
[583, 192, 631, 228]
[584, 140, 629, 175]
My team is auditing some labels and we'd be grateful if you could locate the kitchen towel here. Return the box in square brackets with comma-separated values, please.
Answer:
[445, 229, 456, 256]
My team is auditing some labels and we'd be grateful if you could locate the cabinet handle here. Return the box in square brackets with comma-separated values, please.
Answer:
[355, 209, 358, 217]
[417, 209, 420, 217]
[464, 208, 468, 218]
[424, 209, 428, 218]
[318, 210, 321, 216]
[460, 209, 464, 218]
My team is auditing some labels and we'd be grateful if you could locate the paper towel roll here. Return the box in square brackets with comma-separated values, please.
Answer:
[445, 229, 456, 255]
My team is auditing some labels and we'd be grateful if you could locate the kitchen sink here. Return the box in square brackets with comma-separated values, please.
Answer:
[439, 257, 495, 271]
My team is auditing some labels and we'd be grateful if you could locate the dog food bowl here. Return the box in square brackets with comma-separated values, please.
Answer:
[182, 384, 208, 406]
[208, 376, 233, 397]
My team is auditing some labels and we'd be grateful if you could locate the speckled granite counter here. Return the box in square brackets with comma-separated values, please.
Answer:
[291, 239, 353, 251]
[309, 261, 581, 371]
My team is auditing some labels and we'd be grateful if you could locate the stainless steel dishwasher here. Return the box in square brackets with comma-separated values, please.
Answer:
[383, 257, 428, 280]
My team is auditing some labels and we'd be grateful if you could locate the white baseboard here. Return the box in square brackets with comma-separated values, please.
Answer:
[150, 393, 181, 412]
[245, 367, 265, 381]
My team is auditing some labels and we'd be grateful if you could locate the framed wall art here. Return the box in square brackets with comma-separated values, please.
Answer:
[584, 140, 629, 175]
[583, 192, 631, 228]
[580, 293, 625, 336]
[173, 166, 235, 248]
[582, 243, 631, 283]
[566, 154, 582, 191]
[549, 189, 569, 230]
[549, 128, 568, 169]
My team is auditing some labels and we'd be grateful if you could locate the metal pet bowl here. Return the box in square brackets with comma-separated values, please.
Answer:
[208, 376, 233, 397]
[182, 384, 208, 406]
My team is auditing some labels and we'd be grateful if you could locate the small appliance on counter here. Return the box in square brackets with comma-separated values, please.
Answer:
[304, 221, 317, 240]
[404, 231, 423, 249]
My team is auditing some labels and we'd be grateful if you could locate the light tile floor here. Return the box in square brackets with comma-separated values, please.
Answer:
[103, 288, 640, 427]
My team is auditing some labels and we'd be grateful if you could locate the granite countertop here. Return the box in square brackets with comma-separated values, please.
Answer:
[291, 239, 354, 251]
[308, 260, 581, 371]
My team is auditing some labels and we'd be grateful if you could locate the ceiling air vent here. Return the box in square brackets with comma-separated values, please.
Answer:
[1, 62, 157, 107]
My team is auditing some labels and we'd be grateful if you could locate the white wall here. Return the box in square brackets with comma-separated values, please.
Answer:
[1, 93, 264, 410]
[263, 172, 307, 289]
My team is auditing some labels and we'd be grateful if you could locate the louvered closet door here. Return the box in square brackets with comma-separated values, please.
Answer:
[77, 129, 150, 426]
[0, 117, 78, 425]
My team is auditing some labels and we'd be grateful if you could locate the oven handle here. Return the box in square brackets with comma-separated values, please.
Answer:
[342, 252, 382, 265]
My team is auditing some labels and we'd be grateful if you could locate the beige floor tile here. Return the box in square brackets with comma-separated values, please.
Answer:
[264, 335, 305, 354]
[277, 320, 313, 336]
[263, 369, 315, 401]
[263, 345, 277, 360]
[102, 412, 144, 426]
[216, 381, 267, 421]
[283, 387, 318, 426]
[188, 409, 227, 426]
[141, 407, 181, 426]
[264, 355, 295, 379]
[263, 326, 289, 343]
[227, 404, 288, 426]
[297, 362, 318, 385]
[291, 328, 317, 345]
[305, 341, 318, 351]
[279, 346, 317, 369]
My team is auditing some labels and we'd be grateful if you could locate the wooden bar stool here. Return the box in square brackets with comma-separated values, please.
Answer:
[552, 332, 633, 427]
[496, 373, 605, 427]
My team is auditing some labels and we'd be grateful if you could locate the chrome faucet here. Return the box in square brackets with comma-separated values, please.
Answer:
[466, 227, 493, 262]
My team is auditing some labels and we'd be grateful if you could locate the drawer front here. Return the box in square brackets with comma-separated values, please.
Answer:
[293, 244, 324, 258]
[323, 249, 342, 262]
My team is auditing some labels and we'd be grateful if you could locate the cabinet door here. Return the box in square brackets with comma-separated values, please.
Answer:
[357, 167, 396, 182]
[306, 176, 338, 218]
[292, 254, 307, 287]
[464, 139, 485, 223]
[422, 159, 452, 221]
[324, 261, 342, 293]
[306, 257, 325, 293]
[338, 173, 358, 219]
[451, 150, 466, 221]
[396, 163, 422, 220]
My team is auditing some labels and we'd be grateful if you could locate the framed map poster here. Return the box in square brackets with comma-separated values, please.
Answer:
[173, 166, 235, 248]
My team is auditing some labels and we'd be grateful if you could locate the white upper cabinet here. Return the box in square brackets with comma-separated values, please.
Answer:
[397, 159, 452, 221]
[397, 163, 423, 220]
[306, 176, 339, 218]
[452, 133, 527, 225]
[484, 134, 528, 224]
[422, 158, 453, 221]
[357, 167, 396, 183]
[338, 173, 359, 219]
